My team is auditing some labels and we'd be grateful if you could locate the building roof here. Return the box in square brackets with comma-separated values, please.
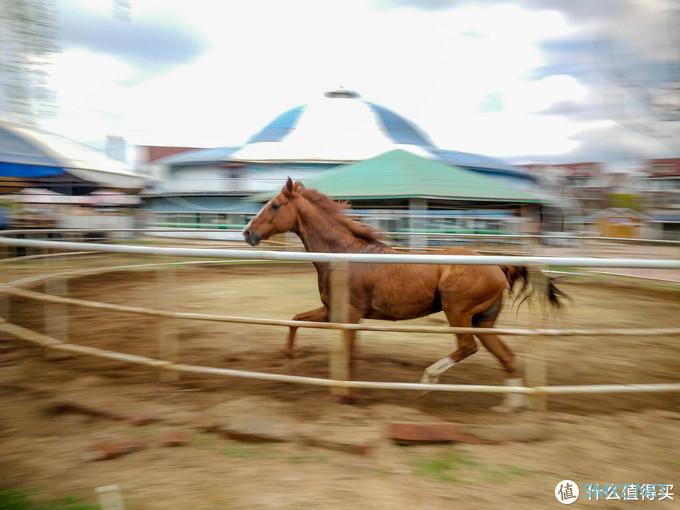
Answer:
[590, 207, 648, 220]
[229, 90, 436, 163]
[647, 157, 680, 177]
[154, 146, 240, 166]
[521, 162, 604, 179]
[430, 149, 535, 182]
[148, 90, 536, 185]
[253, 150, 542, 203]
[649, 212, 680, 223]
[0, 120, 145, 193]
[138, 145, 203, 164]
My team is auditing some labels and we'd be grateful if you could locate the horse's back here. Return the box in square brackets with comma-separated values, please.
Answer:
[354, 243, 506, 320]
[435, 247, 508, 299]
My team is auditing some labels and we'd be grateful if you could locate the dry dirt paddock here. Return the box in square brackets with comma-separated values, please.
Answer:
[1, 260, 679, 509]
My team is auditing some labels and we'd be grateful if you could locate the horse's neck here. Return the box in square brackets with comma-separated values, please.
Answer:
[294, 202, 378, 295]
[295, 205, 367, 255]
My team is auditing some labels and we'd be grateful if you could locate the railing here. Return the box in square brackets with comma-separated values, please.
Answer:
[32, 221, 672, 253]
[1, 229, 679, 411]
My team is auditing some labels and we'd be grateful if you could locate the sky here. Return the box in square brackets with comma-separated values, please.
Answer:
[37, 0, 680, 165]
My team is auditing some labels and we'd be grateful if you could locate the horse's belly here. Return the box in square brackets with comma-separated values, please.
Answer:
[367, 293, 440, 321]
[366, 308, 436, 321]
[362, 264, 441, 321]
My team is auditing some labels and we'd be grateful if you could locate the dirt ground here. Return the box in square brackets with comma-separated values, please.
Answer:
[1, 261, 680, 509]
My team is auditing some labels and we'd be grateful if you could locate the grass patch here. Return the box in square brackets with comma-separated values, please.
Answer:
[221, 442, 276, 460]
[410, 450, 534, 485]
[221, 443, 331, 464]
[191, 432, 217, 448]
[480, 465, 534, 486]
[411, 451, 480, 482]
[284, 452, 330, 465]
[0, 490, 99, 510]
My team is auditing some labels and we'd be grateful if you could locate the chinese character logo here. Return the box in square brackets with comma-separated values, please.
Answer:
[555, 480, 580, 505]
[583, 482, 674, 502]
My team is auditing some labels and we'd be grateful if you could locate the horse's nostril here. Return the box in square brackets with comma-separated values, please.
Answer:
[243, 228, 251, 239]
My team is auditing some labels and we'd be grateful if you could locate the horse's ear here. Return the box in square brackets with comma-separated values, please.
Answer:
[294, 180, 305, 191]
[282, 177, 294, 197]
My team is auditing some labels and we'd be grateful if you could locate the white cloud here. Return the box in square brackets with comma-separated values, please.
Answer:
[39, 0, 676, 162]
[504, 75, 589, 114]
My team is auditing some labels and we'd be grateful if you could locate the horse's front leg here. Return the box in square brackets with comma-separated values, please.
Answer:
[284, 306, 329, 358]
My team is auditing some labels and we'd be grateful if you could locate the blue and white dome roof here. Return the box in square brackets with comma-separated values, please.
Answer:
[229, 90, 437, 163]
[158, 90, 536, 185]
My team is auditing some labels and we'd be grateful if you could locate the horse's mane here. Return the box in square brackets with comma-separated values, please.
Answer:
[299, 187, 381, 242]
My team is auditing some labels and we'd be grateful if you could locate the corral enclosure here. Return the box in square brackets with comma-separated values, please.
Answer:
[1, 257, 680, 509]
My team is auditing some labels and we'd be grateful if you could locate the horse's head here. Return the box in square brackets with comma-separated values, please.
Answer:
[243, 177, 303, 246]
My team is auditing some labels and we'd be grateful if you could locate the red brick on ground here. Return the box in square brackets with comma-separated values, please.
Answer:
[82, 439, 146, 461]
[47, 401, 127, 421]
[387, 422, 492, 445]
[129, 415, 161, 427]
[161, 431, 190, 447]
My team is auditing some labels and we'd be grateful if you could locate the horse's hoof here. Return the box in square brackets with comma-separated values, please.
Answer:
[419, 372, 439, 385]
[281, 349, 295, 359]
[492, 391, 526, 413]
[418, 372, 439, 398]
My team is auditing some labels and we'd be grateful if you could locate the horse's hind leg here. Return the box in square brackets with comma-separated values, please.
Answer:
[475, 332, 518, 377]
[474, 314, 526, 411]
[285, 306, 328, 358]
[420, 311, 478, 385]
[472, 298, 518, 377]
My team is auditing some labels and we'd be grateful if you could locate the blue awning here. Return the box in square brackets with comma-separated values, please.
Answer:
[0, 161, 66, 178]
[0, 120, 145, 192]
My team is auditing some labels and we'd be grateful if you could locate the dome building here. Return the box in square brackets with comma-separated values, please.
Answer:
[233, 89, 437, 162]
[143, 90, 542, 240]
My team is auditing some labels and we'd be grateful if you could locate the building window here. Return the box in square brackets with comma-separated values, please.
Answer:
[652, 163, 675, 175]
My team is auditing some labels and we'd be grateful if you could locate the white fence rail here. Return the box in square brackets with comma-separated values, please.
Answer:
[5, 228, 680, 244]
[2, 234, 680, 269]
[1, 229, 679, 410]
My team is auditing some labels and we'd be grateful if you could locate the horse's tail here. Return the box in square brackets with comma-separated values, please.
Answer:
[501, 265, 567, 309]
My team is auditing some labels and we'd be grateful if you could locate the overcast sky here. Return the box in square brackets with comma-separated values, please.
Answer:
[42, 0, 680, 164]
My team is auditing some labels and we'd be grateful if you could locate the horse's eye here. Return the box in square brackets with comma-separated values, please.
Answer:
[271, 202, 280, 211]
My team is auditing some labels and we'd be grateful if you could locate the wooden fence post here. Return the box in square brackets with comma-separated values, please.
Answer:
[525, 265, 548, 411]
[0, 290, 9, 323]
[329, 261, 351, 397]
[525, 335, 547, 411]
[44, 278, 69, 360]
[95, 484, 126, 510]
[1, 247, 14, 326]
[157, 267, 179, 382]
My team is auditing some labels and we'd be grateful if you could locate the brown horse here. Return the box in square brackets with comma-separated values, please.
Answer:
[243, 178, 565, 409]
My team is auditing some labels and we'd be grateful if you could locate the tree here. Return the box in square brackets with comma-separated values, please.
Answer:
[597, 3, 680, 155]
[0, 0, 60, 126]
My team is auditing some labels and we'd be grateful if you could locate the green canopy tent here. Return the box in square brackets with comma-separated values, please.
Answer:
[251, 149, 542, 205]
